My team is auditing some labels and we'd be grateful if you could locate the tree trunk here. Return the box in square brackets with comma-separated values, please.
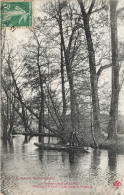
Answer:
[58, 4, 77, 132]
[59, 3, 67, 128]
[108, 0, 119, 139]
[84, 21, 101, 133]
[69, 76, 77, 131]
[37, 46, 44, 142]
[78, 0, 101, 133]
[38, 82, 44, 142]
[60, 39, 66, 119]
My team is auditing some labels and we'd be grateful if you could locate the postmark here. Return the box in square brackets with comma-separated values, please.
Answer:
[1, 0, 33, 28]
[113, 180, 122, 189]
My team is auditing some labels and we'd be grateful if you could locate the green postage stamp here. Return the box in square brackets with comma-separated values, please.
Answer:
[1, 0, 33, 27]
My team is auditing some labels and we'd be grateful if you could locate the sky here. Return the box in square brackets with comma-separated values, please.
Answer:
[3, 0, 124, 116]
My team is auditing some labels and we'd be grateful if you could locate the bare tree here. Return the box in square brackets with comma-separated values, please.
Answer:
[108, 0, 119, 139]
[77, 0, 101, 143]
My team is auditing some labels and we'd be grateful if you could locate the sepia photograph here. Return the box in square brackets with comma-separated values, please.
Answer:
[1, 0, 124, 194]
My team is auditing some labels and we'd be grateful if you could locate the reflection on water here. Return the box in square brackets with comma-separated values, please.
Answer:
[108, 150, 117, 172]
[108, 150, 117, 185]
[1, 135, 124, 195]
[90, 149, 101, 177]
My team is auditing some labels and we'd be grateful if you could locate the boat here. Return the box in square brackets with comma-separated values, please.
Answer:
[34, 143, 90, 153]
[34, 131, 91, 153]
[22, 132, 60, 137]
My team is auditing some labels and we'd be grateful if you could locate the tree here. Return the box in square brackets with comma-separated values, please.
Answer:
[77, 0, 101, 141]
[2, 50, 30, 134]
[52, 1, 84, 132]
[108, 0, 119, 139]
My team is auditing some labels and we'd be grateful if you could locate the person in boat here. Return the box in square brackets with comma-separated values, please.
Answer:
[66, 131, 80, 146]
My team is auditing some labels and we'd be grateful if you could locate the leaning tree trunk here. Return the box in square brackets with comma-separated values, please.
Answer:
[108, 0, 119, 139]
[7, 60, 28, 133]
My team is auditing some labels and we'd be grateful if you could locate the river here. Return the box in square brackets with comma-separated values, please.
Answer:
[1, 135, 124, 195]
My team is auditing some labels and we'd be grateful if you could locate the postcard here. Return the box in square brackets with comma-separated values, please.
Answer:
[1, 0, 124, 194]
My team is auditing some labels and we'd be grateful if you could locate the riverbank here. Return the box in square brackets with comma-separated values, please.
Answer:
[2, 132, 124, 154]
[79, 131, 124, 154]
[99, 135, 124, 154]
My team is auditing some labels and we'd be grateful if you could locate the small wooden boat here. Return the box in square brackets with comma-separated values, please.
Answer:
[34, 143, 90, 153]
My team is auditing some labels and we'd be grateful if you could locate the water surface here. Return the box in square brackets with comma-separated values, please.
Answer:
[1, 135, 124, 195]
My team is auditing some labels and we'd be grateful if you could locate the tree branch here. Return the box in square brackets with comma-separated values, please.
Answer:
[117, 7, 124, 15]
[91, 5, 107, 14]
[119, 74, 124, 92]
[77, 0, 87, 17]
[97, 63, 112, 79]
[88, 0, 96, 15]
